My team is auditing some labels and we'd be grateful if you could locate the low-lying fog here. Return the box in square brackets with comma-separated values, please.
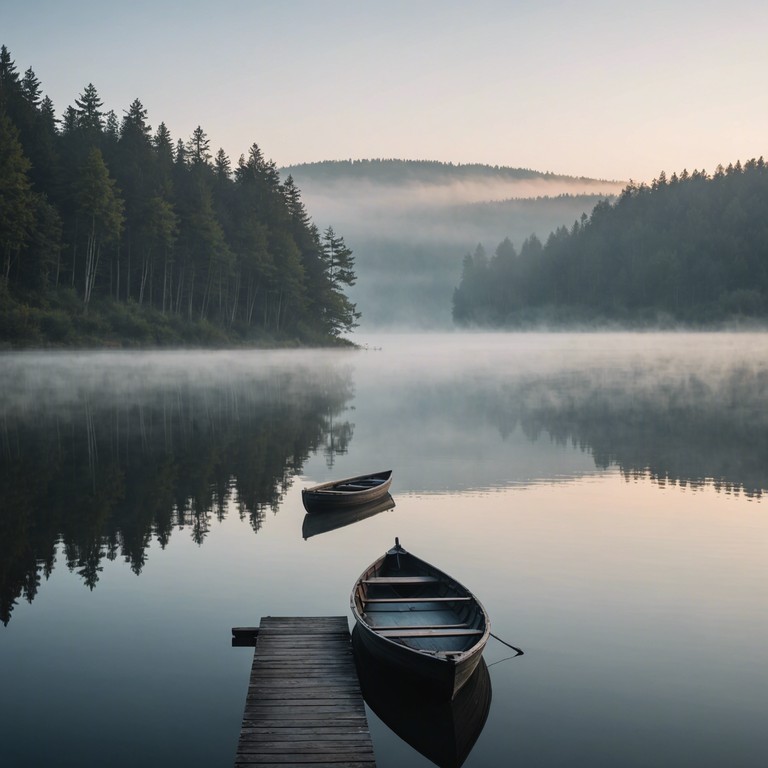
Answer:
[3, 332, 767, 497]
[284, 167, 625, 329]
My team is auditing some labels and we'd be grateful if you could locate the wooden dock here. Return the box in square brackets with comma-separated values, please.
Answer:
[233, 616, 377, 767]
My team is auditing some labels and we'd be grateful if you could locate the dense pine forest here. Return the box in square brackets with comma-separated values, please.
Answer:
[0, 45, 359, 347]
[453, 159, 768, 326]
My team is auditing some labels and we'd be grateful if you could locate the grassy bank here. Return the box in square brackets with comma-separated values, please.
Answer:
[0, 286, 354, 349]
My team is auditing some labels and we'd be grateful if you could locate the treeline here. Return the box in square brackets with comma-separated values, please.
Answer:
[282, 158, 616, 186]
[453, 159, 768, 326]
[0, 44, 359, 346]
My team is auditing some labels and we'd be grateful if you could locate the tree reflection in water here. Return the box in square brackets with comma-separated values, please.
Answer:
[3, 342, 768, 625]
[0, 354, 354, 624]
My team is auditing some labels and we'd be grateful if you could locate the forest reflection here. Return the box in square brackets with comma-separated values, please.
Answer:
[2, 345, 767, 624]
[486, 367, 768, 498]
[0, 353, 355, 625]
[453, 362, 768, 498]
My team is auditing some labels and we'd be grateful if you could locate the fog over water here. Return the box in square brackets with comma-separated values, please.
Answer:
[5, 331, 765, 420]
[306, 332, 768, 493]
[4, 332, 767, 498]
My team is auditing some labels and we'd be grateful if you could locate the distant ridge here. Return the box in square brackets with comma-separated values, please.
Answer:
[280, 158, 623, 187]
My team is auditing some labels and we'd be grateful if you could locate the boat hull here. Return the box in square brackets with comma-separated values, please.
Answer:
[302, 470, 393, 512]
[353, 618, 485, 699]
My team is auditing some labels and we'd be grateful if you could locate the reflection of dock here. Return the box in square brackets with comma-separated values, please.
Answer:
[232, 616, 376, 767]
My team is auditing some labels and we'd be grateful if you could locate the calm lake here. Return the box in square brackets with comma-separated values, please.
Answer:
[1, 332, 767, 767]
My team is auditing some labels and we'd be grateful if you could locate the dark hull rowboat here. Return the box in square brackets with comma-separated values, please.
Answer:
[350, 538, 490, 700]
[302, 469, 392, 513]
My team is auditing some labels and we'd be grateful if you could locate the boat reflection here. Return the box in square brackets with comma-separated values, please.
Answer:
[351, 624, 492, 768]
[301, 494, 396, 539]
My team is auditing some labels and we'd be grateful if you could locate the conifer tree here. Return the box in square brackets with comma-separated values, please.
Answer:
[75, 83, 105, 136]
[0, 44, 20, 112]
[60, 106, 78, 135]
[187, 125, 211, 165]
[214, 148, 231, 179]
[321, 226, 360, 336]
[20, 67, 41, 107]
[153, 122, 175, 196]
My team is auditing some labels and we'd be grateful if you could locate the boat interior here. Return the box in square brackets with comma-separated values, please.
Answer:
[356, 553, 485, 656]
[334, 477, 387, 492]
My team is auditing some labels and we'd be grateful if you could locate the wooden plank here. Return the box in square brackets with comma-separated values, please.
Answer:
[362, 576, 439, 584]
[246, 690, 362, 701]
[232, 626, 260, 637]
[236, 759, 374, 768]
[239, 741, 372, 751]
[235, 755, 375, 768]
[364, 596, 472, 603]
[240, 729, 372, 740]
[234, 616, 376, 767]
[368, 622, 468, 630]
[376, 627, 483, 638]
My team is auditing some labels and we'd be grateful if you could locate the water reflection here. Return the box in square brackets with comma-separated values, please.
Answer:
[455, 364, 768, 498]
[337, 334, 768, 498]
[301, 494, 396, 539]
[352, 625, 492, 768]
[2, 336, 767, 625]
[0, 351, 355, 625]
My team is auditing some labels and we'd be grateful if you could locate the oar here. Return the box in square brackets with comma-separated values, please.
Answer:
[489, 631, 524, 656]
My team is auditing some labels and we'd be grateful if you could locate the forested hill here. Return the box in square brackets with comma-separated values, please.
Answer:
[453, 160, 768, 327]
[281, 158, 620, 188]
[0, 44, 358, 348]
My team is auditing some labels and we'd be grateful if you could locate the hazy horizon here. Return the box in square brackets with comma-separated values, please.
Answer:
[4, 1, 766, 184]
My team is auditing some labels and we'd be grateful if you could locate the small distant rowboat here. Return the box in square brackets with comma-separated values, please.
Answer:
[301, 469, 393, 513]
[351, 538, 490, 700]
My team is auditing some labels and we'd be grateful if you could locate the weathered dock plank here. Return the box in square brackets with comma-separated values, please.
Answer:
[234, 616, 376, 767]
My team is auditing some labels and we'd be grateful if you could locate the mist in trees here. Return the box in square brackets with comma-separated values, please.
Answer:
[0, 44, 358, 346]
[453, 161, 768, 327]
[282, 159, 623, 329]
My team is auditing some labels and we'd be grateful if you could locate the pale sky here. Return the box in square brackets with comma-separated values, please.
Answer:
[3, 0, 767, 183]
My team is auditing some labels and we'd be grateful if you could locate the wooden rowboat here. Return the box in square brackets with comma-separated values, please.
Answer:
[350, 538, 490, 700]
[301, 469, 393, 513]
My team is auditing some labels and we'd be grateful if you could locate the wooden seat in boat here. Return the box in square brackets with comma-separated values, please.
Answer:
[370, 623, 469, 630]
[363, 576, 439, 585]
[376, 628, 484, 638]
[364, 596, 472, 604]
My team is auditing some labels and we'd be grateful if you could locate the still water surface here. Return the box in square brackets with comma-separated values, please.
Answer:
[1, 333, 766, 767]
